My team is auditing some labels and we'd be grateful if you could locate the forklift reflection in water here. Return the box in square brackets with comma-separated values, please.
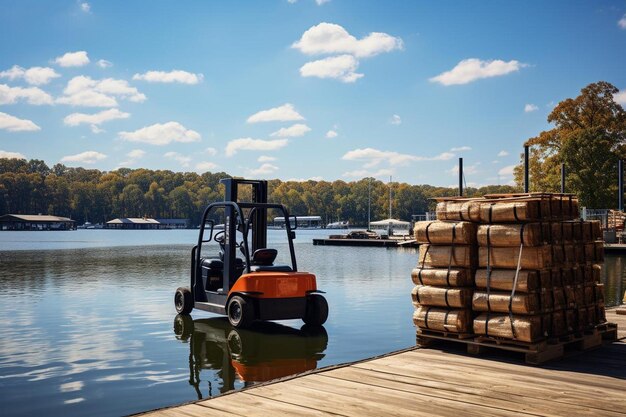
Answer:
[173, 315, 328, 398]
[174, 178, 328, 328]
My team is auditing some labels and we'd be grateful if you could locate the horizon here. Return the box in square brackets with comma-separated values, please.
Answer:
[1, 1, 625, 187]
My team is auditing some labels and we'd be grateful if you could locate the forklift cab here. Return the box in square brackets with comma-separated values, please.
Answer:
[174, 178, 328, 329]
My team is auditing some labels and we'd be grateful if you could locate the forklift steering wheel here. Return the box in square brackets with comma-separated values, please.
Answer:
[214, 230, 241, 248]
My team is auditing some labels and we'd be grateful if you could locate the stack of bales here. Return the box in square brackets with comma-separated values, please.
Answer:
[469, 194, 605, 343]
[420, 193, 607, 345]
[411, 209, 478, 336]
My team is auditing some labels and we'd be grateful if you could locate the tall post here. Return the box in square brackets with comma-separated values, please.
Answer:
[388, 176, 392, 219]
[561, 163, 566, 194]
[367, 177, 371, 230]
[524, 145, 529, 193]
[458, 157, 463, 197]
[617, 159, 624, 211]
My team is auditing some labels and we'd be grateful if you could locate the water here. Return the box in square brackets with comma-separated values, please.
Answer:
[0, 230, 418, 416]
[0, 230, 624, 417]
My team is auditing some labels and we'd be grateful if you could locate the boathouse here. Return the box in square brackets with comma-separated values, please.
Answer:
[155, 218, 188, 229]
[105, 217, 161, 229]
[0, 214, 76, 231]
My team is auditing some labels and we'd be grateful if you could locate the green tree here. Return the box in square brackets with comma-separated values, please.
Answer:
[515, 81, 626, 207]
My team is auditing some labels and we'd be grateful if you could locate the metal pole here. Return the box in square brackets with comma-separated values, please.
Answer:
[524, 145, 529, 193]
[458, 157, 463, 197]
[561, 163, 566, 194]
[617, 159, 624, 211]
[368, 177, 371, 230]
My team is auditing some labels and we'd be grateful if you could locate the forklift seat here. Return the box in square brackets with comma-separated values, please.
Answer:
[249, 248, 292, 272]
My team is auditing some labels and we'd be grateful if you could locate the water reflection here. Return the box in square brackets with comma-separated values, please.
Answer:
[604, 255, 626, 306]
[173, 315, 328, 399]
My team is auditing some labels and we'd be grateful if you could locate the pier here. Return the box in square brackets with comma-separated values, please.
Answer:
[139, 308, 625, 416]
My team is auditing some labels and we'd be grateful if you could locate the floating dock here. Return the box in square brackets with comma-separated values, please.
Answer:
[139, 308, 626, 416]
[312, 237, 418, 248]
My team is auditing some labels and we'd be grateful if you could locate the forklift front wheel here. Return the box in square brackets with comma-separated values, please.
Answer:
[227, 295, 254, 328]
[175, 287, 193, 315]
[304, 294, 329, 326]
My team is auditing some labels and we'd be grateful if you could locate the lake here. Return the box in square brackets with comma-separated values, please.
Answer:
[0, 229, 624, 417]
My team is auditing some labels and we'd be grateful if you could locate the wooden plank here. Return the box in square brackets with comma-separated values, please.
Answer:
[320, 366, 602, 417]
[358, 351, 626, 413]
[258, 373, 533, 417]
[139, 403, 234, 417]
[197, 392, 330, 416]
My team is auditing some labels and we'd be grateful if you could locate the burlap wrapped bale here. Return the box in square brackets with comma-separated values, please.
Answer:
[473, 313, 547, 343]
[476, 223, 550, 247]
[574, 285, 585, 306]
[594, 283, 605, 304]
[413, 306, 472, 334]
[596, 303, 607, 323]
[594, 241, 604, 262]
[478, 245, 552, 269]
[549, 310, 566, 338]
[436, 200, 481, 222]
[551, 222, 573, 243]
[552, 287, 565, 311]
[564, 309, 577, 333]
[584, 284, 595, 306]
[411, 267, 474, 287]
[418, 244, 476, 268]
[474, 269, 550, 292]
[551, 195, 579, 220]
[414, 220, 477, 245]
[541, 289, 554, 313]
[411, 285, 473, 309]
[478, 200, 545, 223]
[564, 286, 576, 308]
[472, 291, 542, 315]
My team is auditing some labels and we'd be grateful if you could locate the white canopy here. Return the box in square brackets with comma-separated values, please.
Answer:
[370, 218, 410, 227]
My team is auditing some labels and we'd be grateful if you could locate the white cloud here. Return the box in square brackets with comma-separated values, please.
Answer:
[343, 168, 393, 179]
[343, 148, 416, 166]
[54, 51, 90, 67]
[0, 112, 41, 132]
[258, 155, 276, 162]
[63, 108, 130, 126]
[270, 123, 311, 137]
[619, 14, 626, 29]
[325, 130, 338, 138]
[164, 151, 191, 167]
[615, 90, 626, 105]
[90, 125, 104, 134]
[133, 70, 203, 84]
[524, 103, 538, 112]
[390, 114, 401, 125]
[61, 151, 106, 164]
[300, 55, 363, 82]
[288, 176, 324, 182]
[119, 122, 201, 145]
[127, 149, 145, 159]
[205, 147, 218, 156]
[196, 161, 218, 171]
[0, 84, 54, 105]
[248, 163, 279, 176]
[246, 103, 304, 123]
[80, 2, 90, 12]
[287, 0, 297, 3]
[451, 146, 471, 152]
[97, 59, 112, 68]
[448, 162, 480, 176]
[342, 147, 454, 166]
[0, 65, 60, 85]
[225, 138, 288, 157]
[498, 164, 516, 176]
[430, 58, 526, 86]
[316, 0, 330, 4]
[57, 76, 145, 107]
[292, 22, 403, 58]
[0, 150, 26, 159]
[497, 150, 509, 157]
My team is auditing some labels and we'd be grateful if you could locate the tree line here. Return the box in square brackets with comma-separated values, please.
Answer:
[0, 158, 517, 226]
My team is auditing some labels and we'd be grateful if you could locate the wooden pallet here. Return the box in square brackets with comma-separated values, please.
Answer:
[415, 323, 618, 365]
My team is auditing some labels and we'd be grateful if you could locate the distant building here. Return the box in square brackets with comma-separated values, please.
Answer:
[155, 218, 188, 229]
[0, 214, 76, 231]
[105, 217, 189, 229]
[273, 216, 322, 229]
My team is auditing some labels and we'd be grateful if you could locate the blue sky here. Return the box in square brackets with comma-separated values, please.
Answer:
[1, 0, 625, 186]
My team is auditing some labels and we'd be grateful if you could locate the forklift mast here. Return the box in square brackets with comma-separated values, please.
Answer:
[220, 178, 268, 289]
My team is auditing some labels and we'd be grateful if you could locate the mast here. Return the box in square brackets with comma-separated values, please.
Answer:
[389, 176, 392, 219]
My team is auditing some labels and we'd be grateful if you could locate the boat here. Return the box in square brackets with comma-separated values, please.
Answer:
[326, 221, 350, 229]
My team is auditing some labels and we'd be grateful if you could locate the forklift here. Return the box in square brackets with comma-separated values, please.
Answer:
[174, 178, 328, 328]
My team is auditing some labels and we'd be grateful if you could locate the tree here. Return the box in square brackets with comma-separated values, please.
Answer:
[516, 81, 626, 207]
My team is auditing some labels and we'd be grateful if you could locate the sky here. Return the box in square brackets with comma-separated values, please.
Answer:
[1, 0, 625, 187]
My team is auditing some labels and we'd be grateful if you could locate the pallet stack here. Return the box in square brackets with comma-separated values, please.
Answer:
[411, 217, 477, 337]
[412, 193, 610, 359]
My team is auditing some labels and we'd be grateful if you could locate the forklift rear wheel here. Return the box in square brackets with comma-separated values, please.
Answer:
[227, 296, 254, 328]
[173, 314, 194, 341]
[175, 287, 193, 315]
[304, 294, 328, 326]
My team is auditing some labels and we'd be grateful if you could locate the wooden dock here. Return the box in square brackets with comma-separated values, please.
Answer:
[139, 310, 626, 416]
[312, 238, 418, 248]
